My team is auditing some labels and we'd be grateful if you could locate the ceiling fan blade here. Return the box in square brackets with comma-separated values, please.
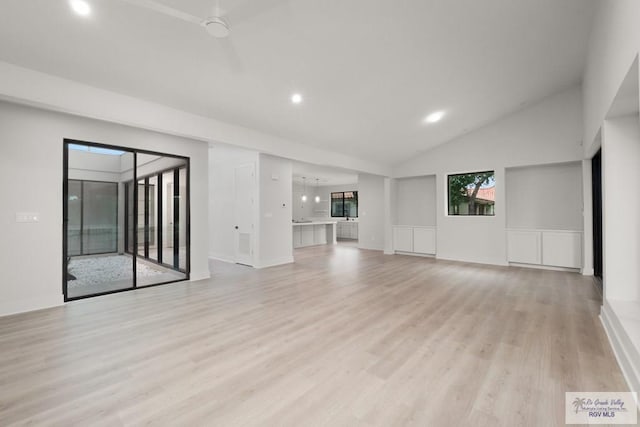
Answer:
[120, 0, 203, 25]
[218, 38, 244, 73]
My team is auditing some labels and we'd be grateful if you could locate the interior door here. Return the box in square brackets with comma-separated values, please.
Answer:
[234, 163, 255, 266]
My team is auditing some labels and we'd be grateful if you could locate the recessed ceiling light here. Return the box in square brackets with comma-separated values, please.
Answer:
[424, 111, 445, 124]
[291, 93, 303, 104]
[70, 0, 91, 16]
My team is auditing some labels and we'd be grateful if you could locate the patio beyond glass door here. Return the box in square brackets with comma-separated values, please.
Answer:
[64, 140, 190, 301]
[133, 154, 188, 287]
[64, 144, 134, 299]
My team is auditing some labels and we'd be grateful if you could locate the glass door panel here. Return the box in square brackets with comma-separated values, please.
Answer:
[137, 179, 146, 258]
[64, 142, 189, 300]
[82, 181, 118, 254]
[162, 170, 174, 266]
[125, 181, 134, 254]
[67, 180, 82, 256]
[178, 167, 188, 272]
[65, 144, 134, 299]
[148, 175, 158, 262]
[136, 155, 188, 287]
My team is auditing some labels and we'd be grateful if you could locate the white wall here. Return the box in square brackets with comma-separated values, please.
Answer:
[393, 86, 583, 265]
[582, 1, 640, 154]
[314, 184, 359, 220]
[208, 144, 258, 263]
[0, 61, 391, 178]
[292, 182, 317, 221]
[394, 175, 437, 226]
[257, 154, 293, 268]
[602, 115, 640, 301]
[583, 4, 640, 395]
[357, 174, 386, 251]
[505, 162, 583, 230]
[0, 100, 210, 316]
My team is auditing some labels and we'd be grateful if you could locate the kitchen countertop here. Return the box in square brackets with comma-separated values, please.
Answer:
[292, 221, 337, 226]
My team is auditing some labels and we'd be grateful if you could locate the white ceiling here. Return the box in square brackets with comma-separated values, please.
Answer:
[292, 161, 358, 187]
[0, 0, 595, 166]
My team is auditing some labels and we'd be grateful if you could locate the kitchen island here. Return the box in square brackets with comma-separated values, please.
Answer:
[292, 221, 337, 248]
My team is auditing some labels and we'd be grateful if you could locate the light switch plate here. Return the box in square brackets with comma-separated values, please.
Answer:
[16, 212, 40, 223]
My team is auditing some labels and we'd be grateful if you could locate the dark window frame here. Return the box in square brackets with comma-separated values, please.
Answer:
[330, 191, 358, 218]
[447, 170, 496, 217]
[63, 139, 191, 302]
[67, 179, 119, 256]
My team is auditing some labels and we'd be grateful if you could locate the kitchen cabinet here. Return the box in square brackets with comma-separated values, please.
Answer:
[337, 221, 358, 240]
[301, 227, 315, 246]
[292, 221, 337, 248]
[292, 227, 302, 248]
[314, 225, 327, 245]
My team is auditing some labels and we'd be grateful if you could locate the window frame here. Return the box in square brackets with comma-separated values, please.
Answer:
[446, 170, 496, 217]
[330, 191, 359, 218]
[67, 179, 119, 256]
[63, 138, 191, 302]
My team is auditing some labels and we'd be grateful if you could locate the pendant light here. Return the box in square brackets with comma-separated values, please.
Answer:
[301, 177, 307, 202]
[315, 178, 320, 203]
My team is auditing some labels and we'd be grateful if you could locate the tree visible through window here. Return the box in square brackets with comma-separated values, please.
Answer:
[448, 171, 495, 216]
[331, 191, 358, 217]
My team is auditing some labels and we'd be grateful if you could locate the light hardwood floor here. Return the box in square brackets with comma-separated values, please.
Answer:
[0, 244, 629, 426]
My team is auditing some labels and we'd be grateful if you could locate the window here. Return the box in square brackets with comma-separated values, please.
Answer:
[448, 171, 495, 216]
[331, 191, 358, 217]
[64, 139, 190, 301]
[68, 143, 125, 156]
[67, 180, 118, 255]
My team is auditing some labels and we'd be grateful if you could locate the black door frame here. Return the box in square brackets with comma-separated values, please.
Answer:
[66, 179, 119, 257]
[592, 149, 603, 285]
[63, 139, 191, 302]
[125, 165, 189, 273]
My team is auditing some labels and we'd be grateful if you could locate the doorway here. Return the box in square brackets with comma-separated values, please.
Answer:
[63, 140, 190, 301]
[234, 163, 255, 266]
[592, 149, 603, 289]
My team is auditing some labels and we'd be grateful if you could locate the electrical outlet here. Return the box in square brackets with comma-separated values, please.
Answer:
[16, 212, 40, 223]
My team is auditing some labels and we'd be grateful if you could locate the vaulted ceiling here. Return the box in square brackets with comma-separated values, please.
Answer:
[0, 0, 595, 165]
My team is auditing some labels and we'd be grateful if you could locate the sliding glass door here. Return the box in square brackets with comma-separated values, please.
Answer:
[63, 140, 190, 301]
[131, 153, 188, 287]
[64, 144, 134, 299]
[67, 180, 119, 256]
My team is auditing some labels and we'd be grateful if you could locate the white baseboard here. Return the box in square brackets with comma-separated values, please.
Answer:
[600, 301, 640, 393]
[357, 245, 384, 251]
[582, 267, 595, 276]
[0, 293, 63, 318]
[255, 256, 294, 269]
[436, 255, 508, 267]
[208, 254, 235, 264]
[508, 262, 580, 273]
[394, 251, 435, 258]
[189, 270, 211, 282]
